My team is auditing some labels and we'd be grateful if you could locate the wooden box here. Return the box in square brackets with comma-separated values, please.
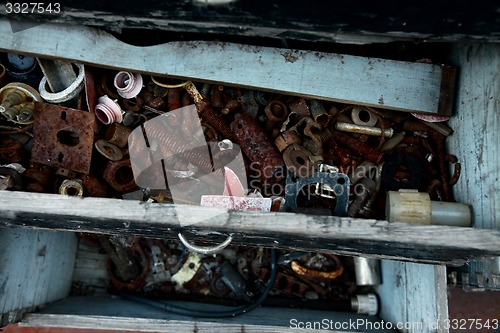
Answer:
[0, 4, 499, 332]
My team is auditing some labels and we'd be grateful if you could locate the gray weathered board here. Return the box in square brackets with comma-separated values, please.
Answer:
[1, 191, 499, 266]
[0, 18, 454, 115]
[0, 228, 77, 326]
[447, 43, 500, 290]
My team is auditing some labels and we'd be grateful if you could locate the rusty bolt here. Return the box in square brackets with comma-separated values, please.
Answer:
[105, 123, 132, 148]
[310, 100, 331, 128]
[82, 174, 111, 198]
[331, 130, 384, 164]
[221, 99, 241, 115]
[103, 159, 138, 193]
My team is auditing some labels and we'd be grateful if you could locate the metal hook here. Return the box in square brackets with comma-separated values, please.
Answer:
[178, 232, 233, 255]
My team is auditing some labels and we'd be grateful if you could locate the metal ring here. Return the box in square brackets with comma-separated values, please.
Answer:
[151, 76, 191, 89]
[178, 232, 233, 255]
[39, 63, 85, 103]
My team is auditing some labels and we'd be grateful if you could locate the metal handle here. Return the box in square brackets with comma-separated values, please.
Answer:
[178, 232, 233, 255]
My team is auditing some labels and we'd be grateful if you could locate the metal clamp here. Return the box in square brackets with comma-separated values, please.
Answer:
[39, 63, 85, 103]
[178, 232, 233, 255]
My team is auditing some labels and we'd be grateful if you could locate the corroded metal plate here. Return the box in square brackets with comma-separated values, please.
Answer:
[31, 102, 95, 174]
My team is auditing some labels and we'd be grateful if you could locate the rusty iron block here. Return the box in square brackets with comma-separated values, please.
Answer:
[31, 102, 95, 174]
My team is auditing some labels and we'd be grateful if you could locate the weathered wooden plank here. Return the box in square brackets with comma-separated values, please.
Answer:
[1, 1, 500, 43]
[0, 229, 77, 324]
[21, 296, 395, 332]
[0, 18, 453, 114]
[0, 191, 499, 265]
[376, 261, 448, 333]
[447, 43, 500, 290]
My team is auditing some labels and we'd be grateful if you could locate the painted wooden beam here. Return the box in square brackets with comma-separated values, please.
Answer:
[0, 19, 454, 115]
[1, 191, 499, 265]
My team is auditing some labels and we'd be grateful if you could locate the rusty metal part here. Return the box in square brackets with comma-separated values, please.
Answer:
[211, 85, 224, 108]
[201, 122, 218, 142]
[335, 122, 394, 138]
[167, 88, 182, 112]
[347, 177, 377, 217]
[288, 98, 310, 119]
[122, 96, 143, 112]
[221, 99, 241, 116]
[183, 83, 235, 140]
[402, 135, 421, 145]
[95, 139, 124, 161]
[23, 163, 52, 189]
[141, 90, 166, 110]
[0, 166, 23, 190]
[259, 268, 309, 298]
[105, 123, 132, 148]
[100, 73, 121, 100]
[81, 174, 110, 197]
[0, 137, 24, 163]
[291, 254, 344, 281]
[59, 178, 84, 196]
[103, 159, 137, 193]
[350, 161, 377, 185]
[282, 143, 320, 178]
[230, 113, 285, 186]
[275, 130, 303, 152]
[102, 236, 149, 291]
[381, 132, 405, 151]
[31, 103, 95, 174]
[310, 100, 331, 127]
[351, 107, 378, 127]
[324, 139, 351, 166]
[332, 130, 384, 164]
[446, 155, 461, 186]
[264, 100, 289, 131]
[142, 118, 236, 174]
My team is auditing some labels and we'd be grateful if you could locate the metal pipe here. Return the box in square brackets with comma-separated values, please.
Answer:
[335, 122, 394, 138]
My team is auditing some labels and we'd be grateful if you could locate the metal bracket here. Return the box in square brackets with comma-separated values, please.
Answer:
[284, 171, 350, 216]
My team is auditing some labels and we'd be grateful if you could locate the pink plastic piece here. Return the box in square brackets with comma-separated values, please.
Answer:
[223, 166, 245, 197]
[114, 71, 143, 99]
[411, 113, 450, 123]
[201, 196, 272, 212]
[95, 95, 123, 124]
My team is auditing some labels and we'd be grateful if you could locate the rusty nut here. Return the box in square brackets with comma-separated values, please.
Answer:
[103, 159, 137, 193]
[59, 179, 84, 196]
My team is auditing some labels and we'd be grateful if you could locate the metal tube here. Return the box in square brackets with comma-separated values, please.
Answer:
[354, 257, 381, 286]
[335, 122, 394, 138]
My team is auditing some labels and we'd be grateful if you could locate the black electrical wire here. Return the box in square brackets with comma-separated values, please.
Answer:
[114, 249, 278, 318]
